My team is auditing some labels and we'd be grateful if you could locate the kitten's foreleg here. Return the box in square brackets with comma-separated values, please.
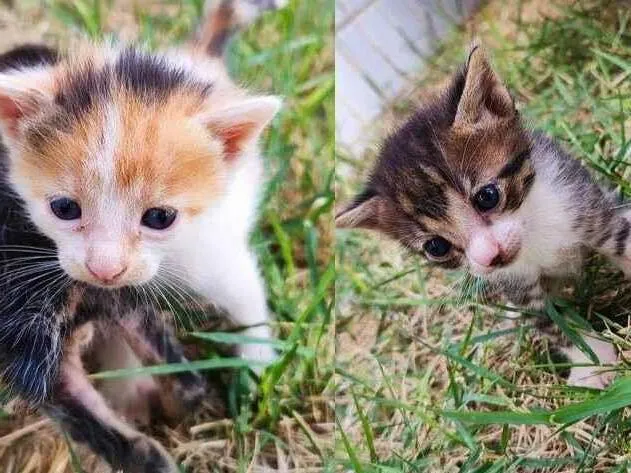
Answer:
[503, 279, 546, 312]
[535, 313, 617, 389]
[45, 322, 178, 473]
[184, 245, 276, 371]
[505, 278, 617, 389]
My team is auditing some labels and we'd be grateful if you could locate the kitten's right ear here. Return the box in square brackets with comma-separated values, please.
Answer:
[336, 189, 389, 230]
[0, 69, 55, 139]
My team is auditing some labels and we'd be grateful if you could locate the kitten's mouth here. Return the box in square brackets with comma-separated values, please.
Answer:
[491, 249, 520, 269]
[81, 277, 128, 289]
[69, 270, 134, 289]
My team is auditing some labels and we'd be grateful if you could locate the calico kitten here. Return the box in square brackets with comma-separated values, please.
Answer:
[0, 0, 284, 471]
[337, 44, 631, 389]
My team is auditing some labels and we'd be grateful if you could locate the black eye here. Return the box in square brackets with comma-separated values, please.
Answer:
[423, 237, 452, 258]
[141, 207, 177, 230]
[474, 184, 500, 211]
[50, 197, 81, 220]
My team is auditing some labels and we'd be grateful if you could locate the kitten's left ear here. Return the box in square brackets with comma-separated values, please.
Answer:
[200, 96, 282, 160]
[453, 44, 515, 127]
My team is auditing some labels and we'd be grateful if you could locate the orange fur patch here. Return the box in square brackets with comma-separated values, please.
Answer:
[16, 85, 226, 217]
[114, 90, 226, 215]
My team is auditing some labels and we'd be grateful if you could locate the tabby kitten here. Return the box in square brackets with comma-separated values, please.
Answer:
[337, 45, 631, 389]
[0, 0, 284, 471]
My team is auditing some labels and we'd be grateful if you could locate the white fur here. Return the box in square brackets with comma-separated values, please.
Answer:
[490, 156, 584, 283]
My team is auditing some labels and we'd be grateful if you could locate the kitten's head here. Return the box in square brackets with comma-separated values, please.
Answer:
[0, 45, 279, 288]
[337, 45, 534, 277]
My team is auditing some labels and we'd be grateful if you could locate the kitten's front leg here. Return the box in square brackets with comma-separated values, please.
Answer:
[514, 283, 619, 390]
[535, 315, 617, 388]
[182, 245, 276, 371]
[501, 278, 611, 388]
[45, 322, 178, 473]
[561, 333, 617, 389]
[500, 278, 546, 312]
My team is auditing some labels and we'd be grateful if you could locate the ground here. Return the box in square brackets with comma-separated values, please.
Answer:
[0, 1, 334, 472]
[336, 1, 631, 472]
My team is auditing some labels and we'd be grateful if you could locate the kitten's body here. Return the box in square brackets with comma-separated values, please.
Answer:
[337, 45, 630, 389]
[0, 0, 286, 471]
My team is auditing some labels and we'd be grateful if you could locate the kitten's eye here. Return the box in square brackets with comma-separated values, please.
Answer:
[474, 184, 500, 211]
[423, 237, 452, 258]
[141, 207, 177, 230]
[50, 197, 81, 220]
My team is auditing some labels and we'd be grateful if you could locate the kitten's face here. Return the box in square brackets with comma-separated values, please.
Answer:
[337, 46, 535, 277]
[14, 99, 225, 287]
[371, 124, 533, 277]
[0, 47, 279, 288]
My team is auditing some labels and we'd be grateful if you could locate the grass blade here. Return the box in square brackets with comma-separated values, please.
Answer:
[90, 357, 260, 380]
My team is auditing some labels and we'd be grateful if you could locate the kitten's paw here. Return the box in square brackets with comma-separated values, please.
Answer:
[567, 366, 616, 390]
[125, 436, 178, 473]
[238, 342, 278, 375]
[562, 335, 617, 390]
[235, 325, 278, 374]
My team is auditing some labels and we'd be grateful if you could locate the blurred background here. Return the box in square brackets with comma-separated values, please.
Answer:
[336, 0, 479, 157]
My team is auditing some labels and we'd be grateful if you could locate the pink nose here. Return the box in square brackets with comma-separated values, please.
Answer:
[86, 262, 128, 284]
[467, 233, 500, 268]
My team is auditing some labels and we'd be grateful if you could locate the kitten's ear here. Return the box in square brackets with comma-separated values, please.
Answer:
[200, 96, 282, 160]
[0, 69, 55, 138]
[453, 44, 515, 127]
[336, 190, 390, 230]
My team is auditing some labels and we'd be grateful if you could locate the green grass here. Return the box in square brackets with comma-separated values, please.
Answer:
[0, 0, 333, 471]
[336, 1, 631, 472]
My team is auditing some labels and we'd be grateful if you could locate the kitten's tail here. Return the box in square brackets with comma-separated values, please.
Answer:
[196, 0, 287, 57]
